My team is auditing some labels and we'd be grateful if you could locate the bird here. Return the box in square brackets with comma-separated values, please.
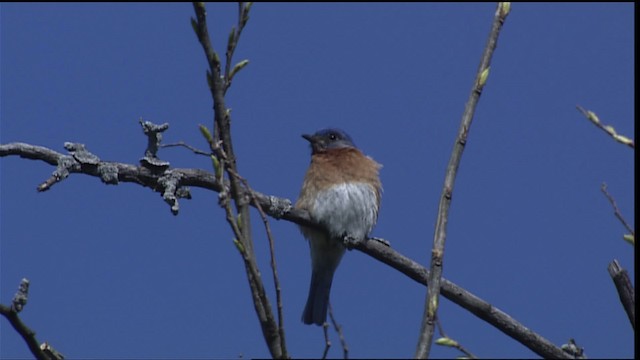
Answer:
[296, 128, 382, 326]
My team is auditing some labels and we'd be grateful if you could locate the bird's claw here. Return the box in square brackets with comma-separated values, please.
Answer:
[342, 235, 362, 250]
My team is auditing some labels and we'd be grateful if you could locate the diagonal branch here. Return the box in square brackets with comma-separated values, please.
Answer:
[1, 140, 571, 358]
[0, 305, 50, 360]
[607, 260, 635, 330]
[0, 279, 63, 360]
[576, 105, 635, 149]
[601, 183, 635, 238]
[416, 3, 510, 358]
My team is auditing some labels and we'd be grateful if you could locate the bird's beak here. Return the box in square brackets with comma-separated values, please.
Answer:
[302, 134, 314, 143]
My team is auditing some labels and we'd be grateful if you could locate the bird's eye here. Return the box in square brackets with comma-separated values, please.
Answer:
[329, 133, 337, 141]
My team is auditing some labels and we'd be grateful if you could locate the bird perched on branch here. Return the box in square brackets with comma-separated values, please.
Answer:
[296, 128, 382, 326]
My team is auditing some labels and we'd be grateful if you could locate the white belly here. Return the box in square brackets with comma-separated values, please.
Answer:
[310, 182, 379, 241]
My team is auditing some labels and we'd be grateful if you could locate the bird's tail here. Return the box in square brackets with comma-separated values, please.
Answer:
[302, 266, 335, 326]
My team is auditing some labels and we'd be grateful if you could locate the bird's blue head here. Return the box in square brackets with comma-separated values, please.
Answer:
[302, 128, 357, 154]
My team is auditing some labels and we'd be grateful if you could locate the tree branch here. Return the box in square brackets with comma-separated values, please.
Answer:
[601, 183, 635, 240]
[576, 105, 635, 149]
[607, 260, 635, 330]
[0, 279, 63, 360]
[416, 3, 510, 358]
[1, 140, 571, 358]
[191, 3, 286, 358]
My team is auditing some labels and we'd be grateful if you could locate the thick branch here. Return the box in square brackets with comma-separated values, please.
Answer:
[608, 260, 635, 330]
[1, 141, 570, 358]
[0, 279, 59, 360]
[0, 305, 51, 360]
[1, 142, 223, 194]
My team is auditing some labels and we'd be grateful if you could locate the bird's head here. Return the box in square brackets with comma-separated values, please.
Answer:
[302, 128, 356, 154]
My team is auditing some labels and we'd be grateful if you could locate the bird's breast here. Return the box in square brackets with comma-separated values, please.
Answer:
[308, 182, 379, 241]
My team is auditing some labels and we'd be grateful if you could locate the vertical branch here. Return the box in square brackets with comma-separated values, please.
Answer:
[415, 3, 510, 358]
[192, 2, 251, 253]
[191, 3, 285, 358]
[248, 187, 289, 356]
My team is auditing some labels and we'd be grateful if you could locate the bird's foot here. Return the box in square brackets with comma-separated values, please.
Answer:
[342, 234, 362, 250]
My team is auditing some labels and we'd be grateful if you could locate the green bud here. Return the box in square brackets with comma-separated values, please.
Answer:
[230, 59, 250, 80]
[587, 110, 600, 125]
[500, 2, 511, 16]
[210, 154, 220, 174]
[214, 157, 223, 180]
[194, 2, 206, 13]
[191, 17, 199, 36]
[241, 3, 252, 26]
[478, 67, 490, 88]
[623, 234, 634, 246]
[614, 135, 634, 146]
[228, 27, 237, 51]
[199, 124, 214, 144]
[233, 238, 245, 253]
[428, 296, 438, 316]
[435, 337, 458, 347]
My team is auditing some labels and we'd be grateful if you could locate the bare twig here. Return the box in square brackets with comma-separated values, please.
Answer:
[601, 183, 635, 238]
[328, 303, 349, 359]
[434, 317, 476, 359]
[576, 105, 635, 149]
[608, 260, 635, 330]
[416, 3, 510, 358]
[244, 179, 288, 355]
[321, 322, 331, 359]
[160, 141, 210, 157]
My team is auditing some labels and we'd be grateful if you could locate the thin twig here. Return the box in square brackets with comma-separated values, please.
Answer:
[576, 105, 635, 149]
[321, 322, 331, 359]
[328, 302, 349, 359]
[160, 141, 210, 156]
[601, 183, 635, 236]
[202, 124, 287, 353]
[244, 179, 288, 355]
[434, 317, 476, 359]
[416, 3, 510, 358]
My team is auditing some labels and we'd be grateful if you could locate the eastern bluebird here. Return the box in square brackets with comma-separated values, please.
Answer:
[296, 128, 382, 326]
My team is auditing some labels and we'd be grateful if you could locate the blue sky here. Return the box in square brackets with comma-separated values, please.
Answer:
[1, 3, 634, 359]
